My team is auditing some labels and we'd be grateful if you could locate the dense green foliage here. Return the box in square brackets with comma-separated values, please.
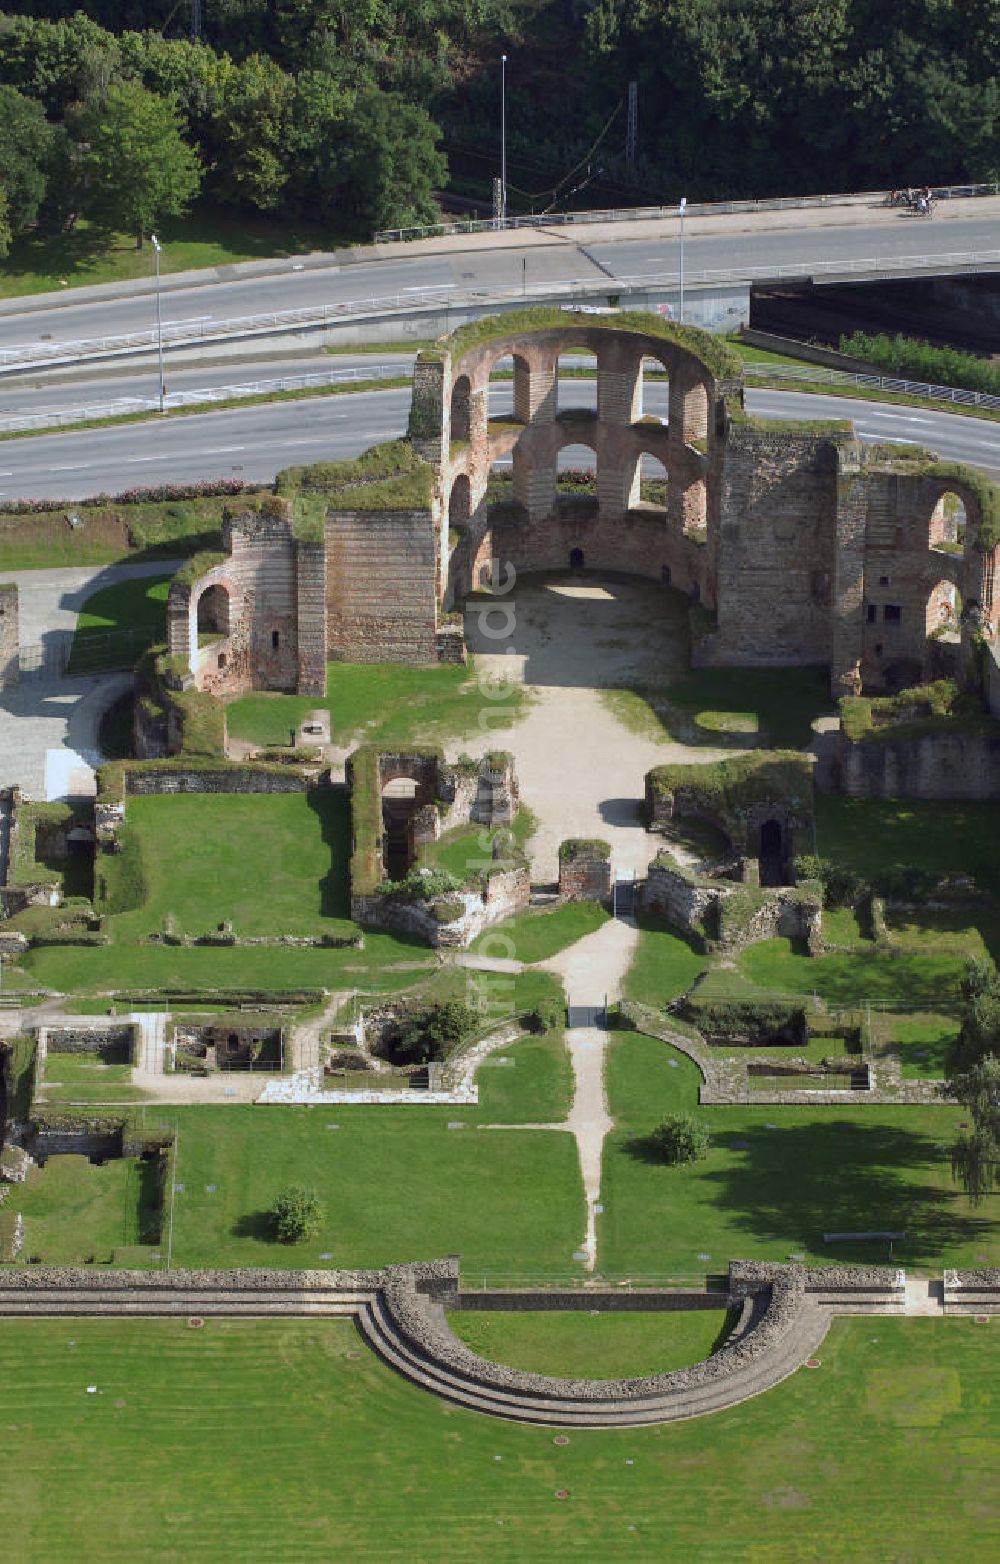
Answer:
[947, 957, 1000, 1202]
[271, 1185, 324, 1243]
[841, 331, 1000, 399]
[647, 1112, 711, 1165]
[2, 0, 994, 263]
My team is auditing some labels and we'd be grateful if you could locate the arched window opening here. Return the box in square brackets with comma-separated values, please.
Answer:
[927, 579, 960, 641]
[557, 443, 597, 502]
[449, 474, 472, 552]
[450, 374, 471, 444]
[638, 354, 669, 425]
[930, 491, 967, 552]
[196, 584, 229, 639]
[632, 452, 668, 517]
[556, 349, 594, 415]
[487, 355, 514, 422]
[485, 456, 515, 512]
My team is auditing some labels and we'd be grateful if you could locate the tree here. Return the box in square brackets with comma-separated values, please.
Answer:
[84, 80, 201, 248]
[948, 957, 1000, 1203]
[0, 83, 58, 239]
[271, 1185, 324, 1243]
[0, 189, 10, 261]
[647, 1113, 711, 1166]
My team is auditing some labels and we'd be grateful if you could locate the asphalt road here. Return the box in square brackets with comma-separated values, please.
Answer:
[1, 204, 997, 355]
[0, 386, 995, 502]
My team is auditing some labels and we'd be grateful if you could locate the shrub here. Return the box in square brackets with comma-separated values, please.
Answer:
[527, 997, 565, 1034]
[647, 1114, 711, 1166]
[271, 1186, 324, 1244]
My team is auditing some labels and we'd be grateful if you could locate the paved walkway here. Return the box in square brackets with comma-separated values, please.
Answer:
[0, 560, 180, 797]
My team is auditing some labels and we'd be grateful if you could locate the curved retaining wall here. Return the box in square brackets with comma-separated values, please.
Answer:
[0, 1258, 904, 1426]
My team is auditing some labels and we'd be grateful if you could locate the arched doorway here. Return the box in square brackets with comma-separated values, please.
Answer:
[196, 584, 229, 639]
[758, 819, 784, 886]
[639, 353, 669, 424]
[381, 777, 419, 881]
[569, 547, 585, 570]
[449, 473, 472, 539]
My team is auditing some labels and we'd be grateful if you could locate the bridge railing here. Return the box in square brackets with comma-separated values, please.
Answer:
[2, 247, 1000, 373]
[743, 362, 1000, 411]
[374, 182, 1000, 243]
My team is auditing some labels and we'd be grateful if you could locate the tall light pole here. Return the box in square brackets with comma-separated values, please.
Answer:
[500, 54, 508, 228]
[678, 197, 687, 323]
[151, 233, 165, 413]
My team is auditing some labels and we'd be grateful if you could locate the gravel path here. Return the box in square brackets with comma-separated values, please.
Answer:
[457, 575, 736, 881]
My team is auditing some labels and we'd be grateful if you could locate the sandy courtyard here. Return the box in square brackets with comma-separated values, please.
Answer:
[455, 573, 737, 882]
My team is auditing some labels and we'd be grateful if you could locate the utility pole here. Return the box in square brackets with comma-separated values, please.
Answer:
[500, 54, 508, 226]
[678, 197, 687, 323]
[151, 234, 165, 413]
[492, 177, 503, 229]
[626, 81, 638, 168]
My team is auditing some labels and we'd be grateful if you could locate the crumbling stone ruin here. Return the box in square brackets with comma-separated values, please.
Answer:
[164, 306, 999, 705]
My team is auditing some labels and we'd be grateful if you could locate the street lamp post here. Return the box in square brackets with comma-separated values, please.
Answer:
[151, 233, 165, 413]
[500, 54, 508, 228]
[678, 197, 687, 323]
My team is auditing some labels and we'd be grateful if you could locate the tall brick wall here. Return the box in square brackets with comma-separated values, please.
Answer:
[326, 509, 439, 664]
[0, 584, 18, 689]
[708, 429, 846, 667]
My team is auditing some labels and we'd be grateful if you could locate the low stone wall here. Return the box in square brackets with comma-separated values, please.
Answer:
[453, 1290, 731, 1313]
[558, 840, 612, 902]
[641, 855, 822, 953]
[124, 767, 313, 796]
[834, 727, 1000, 800]
[42, 1025, 134, 1057]
[360, 864, 530, 949]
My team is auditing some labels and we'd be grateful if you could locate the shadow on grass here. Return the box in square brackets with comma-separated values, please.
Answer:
[695, 1120, 989, 1268]
[306, 789, 351, 919]
[231, 1211, 276, 1242]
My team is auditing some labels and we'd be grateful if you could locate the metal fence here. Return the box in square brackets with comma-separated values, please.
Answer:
[375, 182, 1000, 243]
[3, 244, 1000, 373]
[743, 361, 1000, 411]
[0, 362, 409, 434]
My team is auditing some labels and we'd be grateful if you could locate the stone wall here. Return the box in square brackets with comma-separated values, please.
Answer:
[833, 725, 1000, 799]
[0, 583, 18, 689]
[326, 508, 440, 664]
[42, 1026, 134, 1058]
[641, 854, 822, 953]
[123, 766, 313, 797]
[558, 840, 612, 901]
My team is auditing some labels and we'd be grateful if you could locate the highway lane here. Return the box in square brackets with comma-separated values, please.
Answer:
[0, 203, 997, 355]
[0, 351, 416, 419]
[0, 387, 995, 502]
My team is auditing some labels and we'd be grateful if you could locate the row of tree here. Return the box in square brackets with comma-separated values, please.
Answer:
[0, 7, 456, 252]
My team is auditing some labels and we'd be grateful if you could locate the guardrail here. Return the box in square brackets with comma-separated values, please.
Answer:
[2, 246, 1000, 373]
[0, 363, 408, 434]
[375, 182, 1000, 243]
[743, 362, 1000, 411]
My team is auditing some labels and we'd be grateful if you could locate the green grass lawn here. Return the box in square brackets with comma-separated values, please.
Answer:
[471, 900, 609, 962]
[879, 1013, 959, 1080]
[37, 1052, 148, 1106]
[106, 792, 352, 939]
[0, 1315, 996, 1560]
[736, 936, 967, 1006]
[816, 796, 1000, 896]
[447, 1307, 734, 1377]
[9, 1155, 157, 1263]
[822, 905, 870, 947]
[604, 665, 832, 750]
[164, 1104, 584, 1276]
[623, 914, 707, 1007]
[16, 933, 436, 996]
[226, 659, 528, 750]
[0, 209, 336, 298]
[475, 1032, 572, 1123]
[68, 574, 171, 674]
[417, 807, 536, 884]
[598, 1032, 993, 1276]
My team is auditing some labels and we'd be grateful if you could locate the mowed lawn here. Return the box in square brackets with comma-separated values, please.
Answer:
[598, 1033, 995, 1276]
[109, 791, 352, 939]
[0, 1316, 997, 1561]
[167, 1103, 585, 1276]
[225, 659, 527, 749]
[816, 795, 1000, 895]
[68, 573, 171, 674]
[9, 1156, 156, 1264]
[448, 1307, 734, 1377]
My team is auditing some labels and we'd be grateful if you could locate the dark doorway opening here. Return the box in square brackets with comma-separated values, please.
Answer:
[759, 819, 784, 886]
[569, 547, 585, 570]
